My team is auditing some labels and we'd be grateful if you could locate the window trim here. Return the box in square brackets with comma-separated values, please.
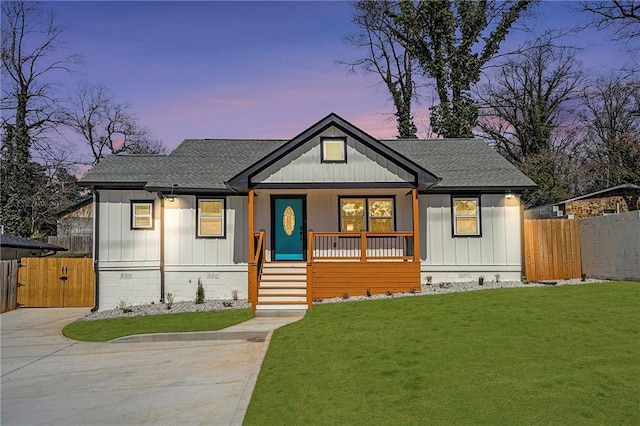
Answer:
[338, 196, 396, 232]
[321, 137, 347, 163]
[451, 195, 482, 237]
[196, 197, 226, 239]
[130, 200, 154, 230]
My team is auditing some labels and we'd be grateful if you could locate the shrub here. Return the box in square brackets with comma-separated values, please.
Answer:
[365, 288, 372, 297]
[195, 278, 205, 304]
[342, 292, 349, 300]
[165, 293, 174, 310]
[478, 276, 484, 286]
[232, 289, 239, 300]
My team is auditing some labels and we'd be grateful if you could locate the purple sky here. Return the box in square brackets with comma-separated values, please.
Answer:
[44, 1, 635, 154]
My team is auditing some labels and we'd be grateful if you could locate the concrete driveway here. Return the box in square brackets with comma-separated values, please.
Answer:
[1, 308, 300, 425]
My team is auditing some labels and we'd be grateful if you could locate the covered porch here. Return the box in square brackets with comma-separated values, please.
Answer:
[247, 188, 421, 312]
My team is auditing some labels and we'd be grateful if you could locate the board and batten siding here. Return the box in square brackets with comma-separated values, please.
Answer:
[97, 189, 160, 310]
[252, 126, 413, 184]
[163, 195, 249, 303]
[420, 194, 523, 282]
[98, 190, 159, 266]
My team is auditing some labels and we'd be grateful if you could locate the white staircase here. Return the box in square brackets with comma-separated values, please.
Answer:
[256, 262, 308, 312]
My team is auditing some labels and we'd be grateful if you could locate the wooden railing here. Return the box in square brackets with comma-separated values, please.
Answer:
[248, 230, 265, 311]
[308, 231, 416, 262]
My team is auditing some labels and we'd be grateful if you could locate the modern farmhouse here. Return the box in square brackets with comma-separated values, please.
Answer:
[80, 113, 536, 312]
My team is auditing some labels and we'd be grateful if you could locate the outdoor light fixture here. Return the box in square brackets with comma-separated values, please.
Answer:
[505, 191, 514, 199]
[167, 184, 178, 202]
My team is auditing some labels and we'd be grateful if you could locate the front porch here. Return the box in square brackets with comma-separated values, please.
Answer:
[247, 188, 422, 312]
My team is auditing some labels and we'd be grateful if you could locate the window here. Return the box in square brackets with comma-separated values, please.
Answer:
[452, 197, 480, 236]
[131, 201, 154, 230]
[198, 198, 225, 237]
[321, 137, 347, 163]
[340, 197, 394, 232]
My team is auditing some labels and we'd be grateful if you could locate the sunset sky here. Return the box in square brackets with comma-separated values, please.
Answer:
[42, 1, 637, 153]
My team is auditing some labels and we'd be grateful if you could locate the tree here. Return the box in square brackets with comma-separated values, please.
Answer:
[581, 1, 640, 43]
[393, 0, 537, 138]
[475, 39, 586, 206]
[344, 0, 418, 138]
[1, 1, 79, 237]
[579, 77, 640, 190]
[64, 82, 166, 165]
[476, 40, 585, 164]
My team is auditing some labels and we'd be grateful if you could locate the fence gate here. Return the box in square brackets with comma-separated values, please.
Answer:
[17, 258, 94, 307]
[524, 219, 582, 281]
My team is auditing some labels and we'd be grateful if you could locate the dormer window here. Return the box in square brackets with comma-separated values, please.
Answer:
[321, 137, 347, 163]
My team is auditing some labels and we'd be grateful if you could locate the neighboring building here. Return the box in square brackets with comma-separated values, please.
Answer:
[525, 184, 640, 220]
[1, 233, 68, 260]
[80, 113, 537, 312]
[48, 196, 93, 253]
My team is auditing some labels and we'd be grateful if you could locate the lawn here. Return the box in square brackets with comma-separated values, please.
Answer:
[245, 282, 639, 425]
[62, 308, 253, 342]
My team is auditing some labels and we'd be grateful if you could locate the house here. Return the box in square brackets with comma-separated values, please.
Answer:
[0, 233, 68, 260]
[47, 196, 94, 254]
[525, 184, 640, 220]
[80, 113, 536, 312]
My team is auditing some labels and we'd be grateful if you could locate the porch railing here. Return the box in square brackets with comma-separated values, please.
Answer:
[248, 230, 265, 311]
[308, 231, 416, 262]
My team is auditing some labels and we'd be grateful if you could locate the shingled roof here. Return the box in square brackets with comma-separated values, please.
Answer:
[386, 139, 536, 191]
[0, 234, 68, 251]
[80, 114, 535, 193]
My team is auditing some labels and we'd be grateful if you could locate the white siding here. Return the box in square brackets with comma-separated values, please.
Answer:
[96, 191, 249, 310]
[164, 195, 248, 267]
[98, 190, 160, 263]
[420, 194, 523, 282]
[253, 126, 414, 184]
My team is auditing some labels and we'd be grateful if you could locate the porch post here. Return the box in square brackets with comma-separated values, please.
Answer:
[248, 189, 255, 260]
[412, 187, 420, 262]
[248, 189, 255, 308]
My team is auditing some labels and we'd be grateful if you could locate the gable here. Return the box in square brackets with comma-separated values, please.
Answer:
[252, 125, 414, 185]
[227, 113, 440, 191]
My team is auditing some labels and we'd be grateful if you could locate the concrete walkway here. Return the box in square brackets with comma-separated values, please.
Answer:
[1, 308, 302, 425]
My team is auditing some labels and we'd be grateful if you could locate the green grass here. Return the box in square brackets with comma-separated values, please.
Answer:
[62, 308, 253, 342]
[245, 282, 640, 425]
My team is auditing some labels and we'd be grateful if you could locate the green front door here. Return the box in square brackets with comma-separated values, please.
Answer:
[272, 196, 305, 261]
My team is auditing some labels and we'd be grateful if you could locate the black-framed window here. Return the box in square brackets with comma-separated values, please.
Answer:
[197, 198, 225, 238]
[321, 137, 347, 163]
[340, 197, 395, 232]
[131, 200, 154, 230]
[452, 196, 481, 237]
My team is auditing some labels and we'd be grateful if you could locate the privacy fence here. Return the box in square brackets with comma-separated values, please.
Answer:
[17, 257, 94, 307]
[47, 235, 93, 253]
[1, 260, 19, 313]
[523, 219, 582, 281]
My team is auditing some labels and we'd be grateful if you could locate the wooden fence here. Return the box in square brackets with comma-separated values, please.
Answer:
[1, 260, 19, 313]
[524, 219, 582, 281]
[47, 235, 93, 253]
[17, 258, 94, 307]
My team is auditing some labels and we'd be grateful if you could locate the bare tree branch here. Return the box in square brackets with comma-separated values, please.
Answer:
[63, 82, 166, 165]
